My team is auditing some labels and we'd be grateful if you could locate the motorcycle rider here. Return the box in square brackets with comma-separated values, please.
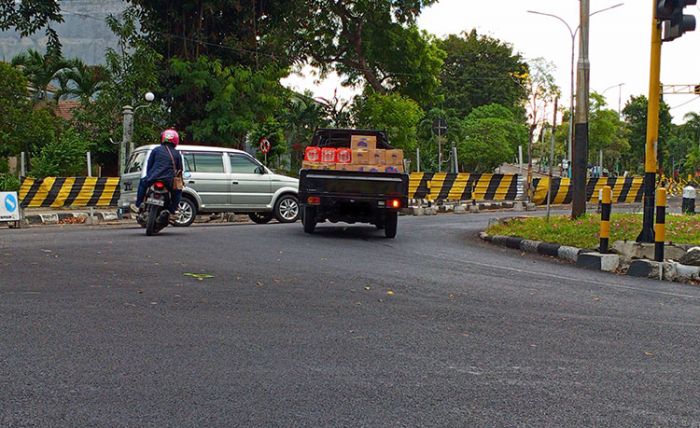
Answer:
[132, 129, 183, 222]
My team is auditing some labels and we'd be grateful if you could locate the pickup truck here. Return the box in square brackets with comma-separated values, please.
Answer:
[298, 129, 409, 238]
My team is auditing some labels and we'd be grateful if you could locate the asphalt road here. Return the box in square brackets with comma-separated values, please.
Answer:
[1, 213, 699, 427]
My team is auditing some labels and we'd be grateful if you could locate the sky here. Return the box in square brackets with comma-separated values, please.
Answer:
[283, 0, 700, 124]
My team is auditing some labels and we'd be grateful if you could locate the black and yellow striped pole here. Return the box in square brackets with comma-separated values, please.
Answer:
[654, 187, 667, 262]
[599, 186, 612, 253]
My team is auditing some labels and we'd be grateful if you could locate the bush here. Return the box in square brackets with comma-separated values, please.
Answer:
[0, 173, 20, 191]
[30, 129, 90, 178]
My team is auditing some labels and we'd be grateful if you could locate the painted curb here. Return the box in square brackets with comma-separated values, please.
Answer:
[481, 232, 699, 285]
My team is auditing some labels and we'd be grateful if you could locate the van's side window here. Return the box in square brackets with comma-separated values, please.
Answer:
[229, 154, 259, 174]
[181, 152, 225, 173]
[126, 151, 147, 174]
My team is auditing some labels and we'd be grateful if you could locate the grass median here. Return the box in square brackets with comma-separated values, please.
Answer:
[486, 213, 700, 249]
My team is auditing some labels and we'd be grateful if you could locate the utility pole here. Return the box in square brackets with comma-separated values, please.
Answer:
[572, 0, 590, 218]
[546, 97, 559, 222]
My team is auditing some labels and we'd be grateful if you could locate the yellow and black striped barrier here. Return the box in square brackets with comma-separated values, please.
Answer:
[531, 177, 644, 205]
[19, 177, 120, 208]
[409, 173, 520, 202]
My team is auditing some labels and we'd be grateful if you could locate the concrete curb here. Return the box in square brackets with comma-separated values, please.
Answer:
[21, 211, 122, 225]
[480, 231, 700, 285]
[406, 201, 528, 216]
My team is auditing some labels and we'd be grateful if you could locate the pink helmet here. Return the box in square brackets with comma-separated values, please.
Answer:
[161, 129, 180, 146]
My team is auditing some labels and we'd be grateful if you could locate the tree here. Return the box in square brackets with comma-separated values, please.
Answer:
[436, 30, 529, 118]
[0, 0, 63, 55]
[30, 128, 90, 178]
[457, 103, 528, 173]
[169, 56, 288, 148]
[587, 93, 630, 171]
[71, 10, 168, 172]
[622, 95, 672, 173]
[55, 61, 110, 103]
[11, 49, 70, 101]
[353, 92, 424, 155]
[300, 1, 442, 104]
[0, 62, 60, 158]
[282, 93, 329, 172]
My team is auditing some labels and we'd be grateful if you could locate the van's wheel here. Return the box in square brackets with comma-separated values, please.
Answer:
[302, 206, 317, 234]
[274, 194, 300, 223]
[173, 197, 196, 227]
[384, 211, 397, 238]
[249, 212, 273, 224]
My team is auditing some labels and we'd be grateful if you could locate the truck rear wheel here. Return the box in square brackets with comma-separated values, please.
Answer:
[384, 211, 397, 238]
[303, 206, 317, 234]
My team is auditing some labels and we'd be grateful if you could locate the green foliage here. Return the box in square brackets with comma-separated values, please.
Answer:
[0, 1, 63, 54]
[55, 60, 110, 102]
[436, 30, 528, 117]
[30, 129, 90, 178]
[301, 1, 441, 104]
[0, 173, 20, 192]
[71, 10, 168, 170]
[622, 95, 672, 173]
[587, 93, 630, 168]
[0, 62, 61, 157]
[458, 104, 528, 173]
[487, 214, 700, 249]
[169, 56, 288, 148]
[11, 49, 70, 101]
[353, 92, 424, 153]
[686, 146, 700, 175]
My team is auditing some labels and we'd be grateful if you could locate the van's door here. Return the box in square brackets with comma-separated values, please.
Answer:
[180, 151, 229, 209]
[226, 153, 272, 209]
[120, 149, 150, 207]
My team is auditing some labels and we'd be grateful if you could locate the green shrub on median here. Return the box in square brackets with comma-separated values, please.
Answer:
[0, 173, 20, 192]
[486, 214, 700, 249]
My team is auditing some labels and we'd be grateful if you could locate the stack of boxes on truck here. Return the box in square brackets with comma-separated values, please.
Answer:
[302, 135, 405, 173]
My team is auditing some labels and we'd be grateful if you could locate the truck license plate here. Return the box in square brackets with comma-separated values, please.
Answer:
[146, 197, 165, 206]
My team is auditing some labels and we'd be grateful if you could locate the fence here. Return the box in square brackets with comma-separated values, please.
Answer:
[19, 177, 120, 208]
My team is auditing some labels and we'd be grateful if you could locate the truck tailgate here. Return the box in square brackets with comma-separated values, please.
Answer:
[299, 169, 408, 200]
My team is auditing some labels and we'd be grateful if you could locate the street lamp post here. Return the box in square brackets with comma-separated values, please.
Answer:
[602, 82, 626, 115]
[119, 92, 155, 175]
[527, 3, 624, 179]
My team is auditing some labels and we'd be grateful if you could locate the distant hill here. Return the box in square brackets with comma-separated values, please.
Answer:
[0, 0, 127, 65]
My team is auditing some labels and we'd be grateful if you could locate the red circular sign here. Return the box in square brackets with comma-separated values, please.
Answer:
[259, 138, 271, 154]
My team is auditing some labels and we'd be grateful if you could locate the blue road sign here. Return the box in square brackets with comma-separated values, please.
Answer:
[5, 193, 17, 213]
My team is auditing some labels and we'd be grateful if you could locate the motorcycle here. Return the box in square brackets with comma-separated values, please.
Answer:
[138, 180, 172, 236]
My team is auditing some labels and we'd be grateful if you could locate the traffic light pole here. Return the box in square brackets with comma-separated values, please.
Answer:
[638, 0, 662, 243]
[572, 0, 590, 219]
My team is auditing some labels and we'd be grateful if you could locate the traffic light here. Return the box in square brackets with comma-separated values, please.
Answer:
[657, 0, 697, 42]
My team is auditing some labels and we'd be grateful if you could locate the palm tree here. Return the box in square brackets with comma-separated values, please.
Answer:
[11, 49, 70, 102]
[55, 60, 110, 103]
[684, 112, 700, 152]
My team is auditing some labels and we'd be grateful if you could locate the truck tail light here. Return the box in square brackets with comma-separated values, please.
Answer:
[307, 196, 321, 205]
[389, 199, 401, 209]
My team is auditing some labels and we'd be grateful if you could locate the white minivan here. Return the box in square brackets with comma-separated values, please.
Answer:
[119, 145, 300, 226]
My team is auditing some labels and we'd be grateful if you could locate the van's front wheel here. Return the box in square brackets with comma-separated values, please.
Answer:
[275, 194, 300, 223]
